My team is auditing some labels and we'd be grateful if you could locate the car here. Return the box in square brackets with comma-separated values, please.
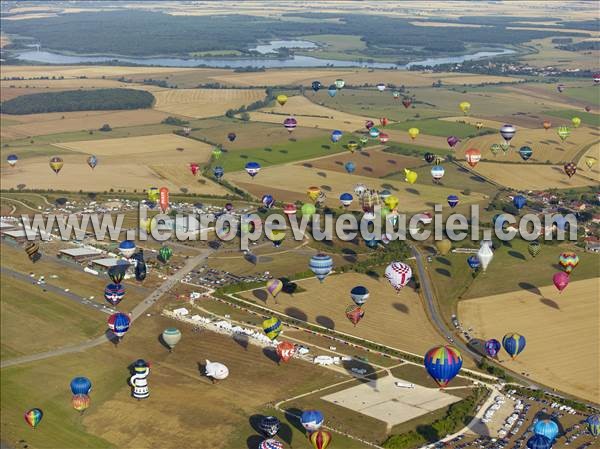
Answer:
[427, 256, 433, 263]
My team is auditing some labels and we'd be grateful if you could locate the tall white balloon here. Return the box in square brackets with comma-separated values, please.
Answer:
[477, 243, 494, 272]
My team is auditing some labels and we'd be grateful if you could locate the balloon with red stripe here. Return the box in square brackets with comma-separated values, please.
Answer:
[309, 430, 332, 449]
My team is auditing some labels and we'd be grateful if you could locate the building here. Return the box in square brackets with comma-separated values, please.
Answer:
[0, 228, 49, 243]
[91, 257, 125, 274]
[584, 237, 600, 253]
[58, 247, 103, 263]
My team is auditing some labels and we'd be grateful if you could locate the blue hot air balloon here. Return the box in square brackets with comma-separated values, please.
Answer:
[586, 415, 600, 436]
[424, 346, 463, 388]
[350, 286, 369, 306]
[213, 166, 224, 181]
[311, 81, 322, 92]
[519, 146, 533, 161]
[245, 162, 261, 178]
[300, 410, 324, 432]
[7, 154, 18, 166]
[513, 195, 527, 210]
[484, 339, 501, 358]
[262, 194, 275, 209]
[339, 193, 353, 207]
[502, 333, 526, 359]
[527, 434, 552, 449]
[467, 255, 481, 270]
[309, 254, 333, 282]
[70, 377, 92, 395]
[331, 130, 343, 143]
[327, 85, 337, 97]
[534, 419, 559, 441]
[104, 283, 125, 306]
[107, 312, 130, 338]
[344, 161, 356, 174]
[447, 195, 459, 208]
[259, 415, 281, 437]
[118, 240, 136, 259]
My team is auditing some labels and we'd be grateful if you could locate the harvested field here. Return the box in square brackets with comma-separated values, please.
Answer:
[458, 278, 599, 403]
[239, 272, 445, 355]
[152, 88, 266, 118]
[0, 65, 193, 80]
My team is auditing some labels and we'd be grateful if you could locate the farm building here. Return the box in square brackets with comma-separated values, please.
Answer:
[0, 228, 49, 243]
[91, 257, 127, 275]
[58, 247, 103, 263]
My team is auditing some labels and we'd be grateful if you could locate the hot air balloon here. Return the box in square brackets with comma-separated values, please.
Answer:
[424, 152, 435, 164]
[335, 79, 345, 89]
[159, 186, 169, 213]
[527, 434, 552, 449]
[467, 255, 481, 270]
[24, 242, 41, 263]
[385, 261, 412, 292]
[260, 416, 281, 437]
[347, 140, 358, 152]
[378, 132, 390, 144]
[104, 283, 125, 306]
[543, 120, 551, 130]
[276, 341, 296, 363]
[301, 410, 324, 432]
[447, 195, 459, 208]
[408, 127, 419, 140]
[431, 165, 445, 182]
[376, 83, 386, 92]
[158, 246, 173, 264]
[490, 143, 501, 156]
[212, 147, 222, 160]
[500, 124, 516, 143]
[477, 242, 493, 272]
[354, 183, 367, 197]
[70, 377, 92, 395]
[339, 193, 353, 208]
[586, 415, 600, 436]
[380, 117, 389, 127]
[585, 156, 597, 169]
[571, 117, 581, 128]
[331, 130, 343, 143]
[204, 360, 229, 381]
[557, 84, 565, 93]
[402, 98, 412, 108]
[435, 239, 452, 255]
[475, 121, 483, 130]
[484, 339, 501, 358]
[266, 228, 285, 248]
[465, 148, 481, 167]
[301, 203, 316, 217]
[344, 161, 356, 174]
[557, 126, 570, 142]
[309, 254, 333, 282]
[6, 154, 18, 166]
[528, 241, 541, 258]
[558, 252, 579, 274]
[262, 317, 282, 340]
[162, 327, 181, 351]
[24, 408, 43, 429]
[502, 333, 526, 359]
[189, 162, 200, 175]
[147, 187, 159, 203]
[311, 81, 322, 92]
[227, 132, 236, 142]
[585, 105, 592, 112]
[345, 304, 364, 326]
[404, 169, 418, 184]
[213, 166, 224, 181]
[307, 186, 321, 203]
[119, 240, 136, 259]
[518, 146, 533, 161]
[245, 161, 261, 178]
[365, 120, 375, 131]
[71, 394, 90, 413]
[563, 162, 576, 178]
[327, 85, 337, 97]
[350, 286, 369, 306]
[283, 203, 297, 216]
[107, 312, 130, 339]
[445, 136, 460, 149]
[283, 116, 297, 133]
[368, 127, 379, 139]
[49, 156, 64, 174]
[459, 101, 471, 115]
[276, 94, 288, 106]
[594, 73, 600, 84]
[133, 251, 146, 282]
[87, 155, 98, 170]
[424, 345, 463, 388]
[260, 439, 283, 449]
[267, 279, 283, 299]
[534, 419, 559, 441]
[392, 91, 401, 99]
[309, 430, 332, 449]
[513, 195, 527, 210]
[262, 194, 275, 209]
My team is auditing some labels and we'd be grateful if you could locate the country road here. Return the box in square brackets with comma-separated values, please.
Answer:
[0, 249, 213, 369]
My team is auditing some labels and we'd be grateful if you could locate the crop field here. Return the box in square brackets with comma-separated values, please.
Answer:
[387, 118, 492, 139]
[239, 272, 445, 355]
[152, 88, 266, 118]
[0, 65, 194, 80]
[544, 109, 600, 127]
[0, 78, 136, 101]
[458, 278, 599, 403]
[502, 84, 595, 110]
[520, 37, 600, 70]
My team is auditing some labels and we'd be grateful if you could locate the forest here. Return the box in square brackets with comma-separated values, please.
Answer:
[1, 88, 154, 114]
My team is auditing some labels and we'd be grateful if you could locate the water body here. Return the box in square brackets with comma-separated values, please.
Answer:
[250, 39, 318, 54]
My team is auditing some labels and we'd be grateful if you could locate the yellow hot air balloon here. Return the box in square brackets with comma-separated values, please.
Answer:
[307, 186, 321, 202]
[404, 168, 418, 184]
[585, 156, 597, 169]
[475, 121, 483, 130]
[384, 195, 399, 211]
[276, 94, 288, 106]
[266, 228, 286, 246]
[408, 127, 419, 140]
[435, 239, 452, 255]
[571, 117, 581, 128]
[140, 217, 157, 234]
[459, 101, 471, 115]
[49, 156, 64, 174]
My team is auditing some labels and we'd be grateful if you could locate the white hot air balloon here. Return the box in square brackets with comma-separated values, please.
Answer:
[477, 242, 494, 272]
[384, 261, 412, 292]
[205, 360, 229, 381]
[161, 328, 182, 352]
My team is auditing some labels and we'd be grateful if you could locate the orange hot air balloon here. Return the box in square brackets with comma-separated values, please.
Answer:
[379, 117, 389, 127]
[465, 148, 481, 167]
[276, 341, 296, 363]
[159, 187, 169, 213]
[542, 120, 551, 130]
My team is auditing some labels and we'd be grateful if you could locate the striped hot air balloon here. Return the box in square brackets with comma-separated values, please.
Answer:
[283, 116, 297, 133]
[558, 252, 579, 274]
[424, 345, 463, 388]
[260, 438, 283, 449]
[266, 279, 283, 299]
[309, 254, 333, 282]
[350, 286, 369, 306]
[71, 394, 90, 413]
[24, 408, 43, 428]
[502, 333, 526, 359]
[259, 415, 281, 437]
[245, 162, 261, 178]
[262, 317, 282, 341]
[534, 419, 559, 441]
[527, 434, 552, 449]
[104, 283, 125, 306]
[107, 313, 130, 339]
[49, 156, 64, 174]
[586, 414, 600, 436]
[309, 430, 332, 449]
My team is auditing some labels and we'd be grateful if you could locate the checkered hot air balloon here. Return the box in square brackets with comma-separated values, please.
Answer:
[424, 345, 463, 388]
[528, 241, 541, 258]
[384, 262, 412, 292]
[309, 254, 333, 282]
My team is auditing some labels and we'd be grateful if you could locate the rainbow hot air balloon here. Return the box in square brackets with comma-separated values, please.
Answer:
[404, 169, 418, 184]
[563, 162, 576, 178]
[500, 124, 516, 143]
[301, 410, 324, 432]
[484, 339, 501, 358]
[558, 252, 579, 274]
[70, 377, 92, 395]
[24, 408, 43, 429]
[534, 419, 559, 441]
[465, 148, 481, 167]
[447, 195, 459, 208]
[519, 146, 533, 161]
[350, 286, 369, 306]
[557, 126, 570, 142]
[586, 415, 600, 436]
[571, 117, 581, 128]
[513, 194, 527, 210]
[330, 130, 343, 143]
[528, 241, 541, 258]
[262, 317, 282, 341]
[459, 101, 471, 115]
[6, 154, 18, 166]
[276, 94, 288, 106]
[502, 333, 526, 359]
[527, 434, 552, 449]
[260, 415, 281, 437]
[107, 312, 130, 339]
[104, 283, 125, 307]
[311, 81, 322, 92]
[344, 161, 356, 174]
[87, 155, 98, 169]
[424, 345, 463, 388]
[162, 327, 182, 351]
[266, 279, 283, 299]
[385, 261, 412, 292]
[309, 254, 333, 282]
[283, 116, 297, 133]
[408, 127, 419, 140]
[245, 161, 261, 178]
[327, 85, 337, 97]
[447, 136, 460, 148]
[71, 394, 90, 414]
[309, 430, 332, 449]
[49, 156, 64, 174]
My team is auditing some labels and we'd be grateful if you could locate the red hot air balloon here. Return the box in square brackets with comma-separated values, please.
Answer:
[379, 117, 389, 127]
[402, 99, 412, 108]
[189, 163, 200, 175]
[276, 341, 296, 363]
[553, 272, 569, 293]
[159, 187, 169, 213]
[345, 305, 364, 326]
[465, 148, 481, 167]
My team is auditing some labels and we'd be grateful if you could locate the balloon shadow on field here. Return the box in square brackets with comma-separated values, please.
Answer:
[366, 269, 380, 280]
[262, 346, 280, 364]
[467, 338, 487, 357]
[157, 334, 171, 352]
[436, 256, 451, 266]
[284, 407, 306, 436]
[342, 248, 357, 263]
[518, 282, 542, 296]
[317, 172, 327, 178]
[316, 315, 335, 330]
[252, 289, 268, 303]
[284, 307, 308, 322]
[321, 184, 332, 191]
[302, 163, 313, 168]
[105, 329, 120, 346]
[508, 250, 526, 260]
[436, 268, 451, 277]
[364, 166, 373, 172]
[249, 414, 264, 434]
[233, 333, 249, 351]
[540, 298, 560, 310]
[335, 160, 343, 166]
[341, 359, 379, 387]
[387, 159, 397, 165]
[246, 435, 263, 449]
[406, 188, 420, 195]
[281, 279, 298, 295]
[393, 302, 409, 313]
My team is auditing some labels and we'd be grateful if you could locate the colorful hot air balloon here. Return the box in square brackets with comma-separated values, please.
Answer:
[408, 127, 419, 140]
[447, 136, 460, 149]
[276, 94, 288, 106]
[344, 161, 356, 174]
[309, 430, 332, 449]
[404, 169, 417, 184]
[213, 166, 224, 181]
[335, 79, 345, 89]
[301, 203, 316, 217]
[558, 252, 579, 274]
[345, 304, 364, 326]
[447, 195, 459, 208]
[594, 73, 600, 84]
[118, 240, 136, 259]
[260, 416, 281, 437]
[71, 394, 90, 413]
[24, 242, 41, 263]
[557, 126, 570, 142]
[484, 339, 501, 358]
[402, 98, 412, 108]
[500, 124, 516, 143]
[189, 162, 200, 175]
[527, 434, 552, 449]
[350, 286, 369, 306]
[301, 410, 324, 432]
[276, 341, 296, 363]
[467, 255, 481, 270]
[502, 333, 526, 359]
[369, 127, 380, 138]
[534, 419, 559, 441]
[158, 246, 173, 264]
[147, 187, 159, 203]
[159, 186, 169, 213]
[283, 116, 297, 133]
[49, 156, 64, 174]
[104, 283, 125, 306]
[378, 132, 390, 144]
[260, 439, 283, 449]
[347, 140, 358, 152]
[542, 120, 551, 130]
[227, 132, 236, 142]
[309, 254, 333, 282]
[6, 154, 18, 166]
[431, 165, 445, 181]
[424, 345, 463, 388]
[70, 377, 92, 395]
[339, 193, 353, 207]
[245, 161, 261, 178]
[162, 327, 182, 351]
[87, 155, 98, 170]
[311, 81, 322, 92]
[385, 261, 412, 292]
[107, 312, 130, 338]
[327, 85, 337, 97]
[459, 101, 471, 115]
[262, 194, 275, 209]
[563, 162, 576, 178]
[424, 152, 435, 164]
[331, 130, 343, 143]
[513, 195, 527, 210]
[519, 146, 533, 161]
[528, 241, 541, 258]
[465, 148, 481, 167]
[262, 317, 282, 341]
[365, 120, 375, 130]
[586, 415, 600, 436]
[585, 156, 597, 169]
[376, 83, 386, 92]
[267, 279, 283, 299]
[307, 186, 321, 203]
[571, 117, 581, 128]
[24, 408, 43, 429]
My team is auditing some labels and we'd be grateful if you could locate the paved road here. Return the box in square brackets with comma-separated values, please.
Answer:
[0, 249, 213, 369]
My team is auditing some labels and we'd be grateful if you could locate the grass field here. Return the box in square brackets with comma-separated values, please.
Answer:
[458, 278, 599, 402]
[387, 118, 493, 139]
[544, 109, 600, 127]
[0, 78, 135, 101]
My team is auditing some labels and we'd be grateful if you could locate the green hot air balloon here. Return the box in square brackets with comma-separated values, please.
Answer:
[162, 328, 182, 352]
[528, 241, 541, 258]
[158, 246, 173, 263]
[557, 126, 570, 142]
[301, 203, 316, 217]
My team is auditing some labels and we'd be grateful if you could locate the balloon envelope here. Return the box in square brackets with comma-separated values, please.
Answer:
[309, 254, 333, 282]
[70, 377, 92, 395]
[276, 341, 296, 363]
[553, 271, 569, 293]
[259, 416, 281, 437]
[260, 439, 283, 449]
[424, 345, 463, 387]
[262, 317, 282, 340]
[350, 286, 369, 305]
[309, 430, 332, 449]
[558, 251, 579, 274]
[527, 434, 552, 449]
[534, 419, 559, 441]
[384, 262, 412, 292]
[162, 327, 182, 349]
[267, 279, 283, 298]
[586, 415, 600, 436]
[301, 410, 324, 431]
[484, 339, 501, 357]
[502, 333, 526, 359]
[24, 408, 43, 428]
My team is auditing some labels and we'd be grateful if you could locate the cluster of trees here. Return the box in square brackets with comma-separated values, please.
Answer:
[557, 41, 600, 51]
[162, 116, 189, 126]
[1, 88, 154, 114]
[225, 88, 272, 118]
